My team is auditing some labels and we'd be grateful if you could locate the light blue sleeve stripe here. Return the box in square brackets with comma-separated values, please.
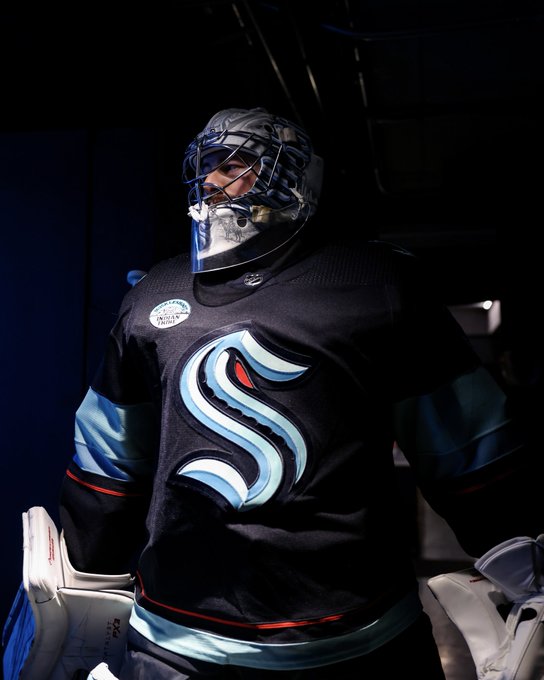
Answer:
[73, 388, 157, 482]
[129, 590, 422, 670]
[394, 365, 519, 482]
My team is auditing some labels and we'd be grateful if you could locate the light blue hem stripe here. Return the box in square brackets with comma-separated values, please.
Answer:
[129, 590, 422, 670]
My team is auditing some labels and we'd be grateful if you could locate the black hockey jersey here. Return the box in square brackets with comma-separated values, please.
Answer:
[60, 238, 541, 670]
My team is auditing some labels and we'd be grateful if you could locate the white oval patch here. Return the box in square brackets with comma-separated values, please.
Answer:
[149, 299, 191, 329]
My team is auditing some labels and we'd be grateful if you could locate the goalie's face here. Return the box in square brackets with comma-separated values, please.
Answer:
[200, 149, 261, 205]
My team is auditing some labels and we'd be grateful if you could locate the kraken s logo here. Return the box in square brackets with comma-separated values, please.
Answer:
[178, 329, 310, 511]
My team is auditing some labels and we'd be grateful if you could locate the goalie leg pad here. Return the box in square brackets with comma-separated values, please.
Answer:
[2, 506, 134, 680]
[428, 567, 544, 680]
[3, 508, 70, 679]
[504, 596, 544, 680]
[427, 567, 509, 673]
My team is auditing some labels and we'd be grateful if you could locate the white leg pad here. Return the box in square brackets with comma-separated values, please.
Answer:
[2, 506, 134, 680]
[427, 567, 509, 674]
[428, 566, 544, 679]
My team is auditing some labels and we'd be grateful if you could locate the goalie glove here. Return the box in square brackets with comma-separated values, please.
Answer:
[428, 535, 544, 680]
[475, 535, 544, 601]
[2, 506, 134, 680]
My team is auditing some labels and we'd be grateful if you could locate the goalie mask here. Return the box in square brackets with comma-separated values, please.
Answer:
[182, 107, 324, 273]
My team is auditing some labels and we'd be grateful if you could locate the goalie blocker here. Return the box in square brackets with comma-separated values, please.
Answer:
[2, 506, 134, 680]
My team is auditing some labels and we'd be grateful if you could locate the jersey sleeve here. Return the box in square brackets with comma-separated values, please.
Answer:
[387, 249, 544, 557]
[60, 294, 159, 574]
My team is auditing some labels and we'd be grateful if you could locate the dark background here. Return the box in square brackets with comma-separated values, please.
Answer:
[1, 0, 543, 638]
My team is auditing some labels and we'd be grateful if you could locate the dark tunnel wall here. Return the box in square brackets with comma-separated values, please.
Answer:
[0, 128, 157, 632]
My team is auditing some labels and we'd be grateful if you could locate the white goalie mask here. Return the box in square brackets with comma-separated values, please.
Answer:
[182, 107, 324, 273]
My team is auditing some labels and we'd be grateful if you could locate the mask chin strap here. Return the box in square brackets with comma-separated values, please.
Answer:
[188, 202, 209, 222]
[291, 187, 306, 209]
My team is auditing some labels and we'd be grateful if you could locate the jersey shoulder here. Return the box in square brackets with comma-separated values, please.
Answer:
[294, 237, 421, 288]
[125, 253, 193, 300]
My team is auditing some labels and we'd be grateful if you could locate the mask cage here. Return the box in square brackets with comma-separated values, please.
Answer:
[183, 127, 287, 216]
